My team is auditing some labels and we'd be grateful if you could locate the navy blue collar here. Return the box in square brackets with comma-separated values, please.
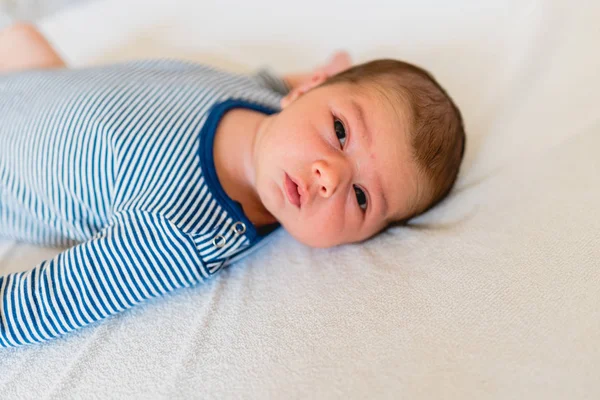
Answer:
[198, 99, 280, 244]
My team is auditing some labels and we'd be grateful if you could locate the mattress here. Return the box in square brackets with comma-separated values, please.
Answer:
[1, 0, 599, 398]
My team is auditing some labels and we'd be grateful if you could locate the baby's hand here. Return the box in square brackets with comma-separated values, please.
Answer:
[281, 51, 352, 108]
[312, 50, 352, 82]
[283, 51, 352, 91]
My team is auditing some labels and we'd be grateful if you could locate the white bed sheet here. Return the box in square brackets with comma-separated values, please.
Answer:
[1, 0, 599, 398]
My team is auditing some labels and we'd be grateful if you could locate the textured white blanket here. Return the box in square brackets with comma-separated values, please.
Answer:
[1, 0, 599, 398]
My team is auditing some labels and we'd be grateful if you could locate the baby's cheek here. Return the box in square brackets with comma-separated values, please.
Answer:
[262, 177, 284, 213]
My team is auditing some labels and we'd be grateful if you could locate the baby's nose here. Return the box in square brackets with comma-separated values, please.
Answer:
[312, 160, 342, 198]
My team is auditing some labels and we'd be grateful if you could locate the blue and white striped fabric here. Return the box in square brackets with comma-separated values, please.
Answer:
[0, 59, 288, 347]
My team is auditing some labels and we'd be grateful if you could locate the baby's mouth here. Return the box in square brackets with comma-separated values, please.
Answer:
[284, 173, 301, 209]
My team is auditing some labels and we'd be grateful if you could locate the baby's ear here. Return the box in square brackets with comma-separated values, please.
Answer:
[280, 70, 327, 109]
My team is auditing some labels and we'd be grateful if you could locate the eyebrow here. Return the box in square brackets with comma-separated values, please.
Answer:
[350, 100, 371, 146]
[350, 100, 389, 219]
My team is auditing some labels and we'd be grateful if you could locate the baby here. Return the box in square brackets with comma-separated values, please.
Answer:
[0, 23, 465, 347]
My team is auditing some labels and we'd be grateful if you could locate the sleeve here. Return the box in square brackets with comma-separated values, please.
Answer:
[250, 67, 291, 96]
[0, 211, 207, 348]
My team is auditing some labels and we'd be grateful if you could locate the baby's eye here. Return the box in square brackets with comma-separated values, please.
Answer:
[334, 118, 346, 148]
[353, 185, 368, 211]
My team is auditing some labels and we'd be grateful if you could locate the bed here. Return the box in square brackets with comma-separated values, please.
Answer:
[1, 0, 599, 398]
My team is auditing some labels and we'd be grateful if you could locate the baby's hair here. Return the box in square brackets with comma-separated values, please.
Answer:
[322, 59, 466, 224]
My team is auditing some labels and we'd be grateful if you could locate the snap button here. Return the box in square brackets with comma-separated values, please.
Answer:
[212, 235, 226, 248]
[232, 221, 246, 235]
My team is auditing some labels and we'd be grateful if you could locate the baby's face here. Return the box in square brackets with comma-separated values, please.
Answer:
[252, 82, 422, 247]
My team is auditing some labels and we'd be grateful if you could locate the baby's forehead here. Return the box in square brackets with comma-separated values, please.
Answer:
[346, 83, 412, 139]
[334, 80, 413, 123]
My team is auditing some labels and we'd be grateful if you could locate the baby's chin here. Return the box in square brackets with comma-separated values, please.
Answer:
[281, 221, 344, 249]
[283, 219, 380, 248]
[293, 235, 336, 248]
[262, 194, 349, 248]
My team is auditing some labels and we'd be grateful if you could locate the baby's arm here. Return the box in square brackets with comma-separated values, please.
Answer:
[0, 22, 66, 72]
[0, 21, 351, 85]
[0, 211, 206, 348]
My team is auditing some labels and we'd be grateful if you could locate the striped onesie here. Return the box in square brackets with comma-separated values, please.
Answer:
[0, 60, 289, 347]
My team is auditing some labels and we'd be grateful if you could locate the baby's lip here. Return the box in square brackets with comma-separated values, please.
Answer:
[292, 176, 307, 207]
[284, 173, 301, 209]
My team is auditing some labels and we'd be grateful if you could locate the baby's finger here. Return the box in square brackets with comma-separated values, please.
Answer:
[323, 50, 352, 76]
